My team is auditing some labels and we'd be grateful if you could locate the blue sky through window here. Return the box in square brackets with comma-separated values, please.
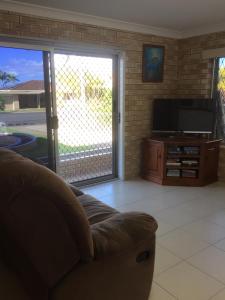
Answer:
[0, 47, 44, 87]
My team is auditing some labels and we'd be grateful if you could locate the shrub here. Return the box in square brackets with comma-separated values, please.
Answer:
[0, 96, 5, 111]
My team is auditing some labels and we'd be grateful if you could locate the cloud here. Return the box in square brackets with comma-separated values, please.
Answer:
[1, 58, 44, 82]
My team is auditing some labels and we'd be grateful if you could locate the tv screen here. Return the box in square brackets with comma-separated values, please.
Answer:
[152, 99, 215, 133]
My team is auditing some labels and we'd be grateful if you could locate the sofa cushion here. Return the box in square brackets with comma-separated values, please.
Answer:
[77, 194, 118, 225]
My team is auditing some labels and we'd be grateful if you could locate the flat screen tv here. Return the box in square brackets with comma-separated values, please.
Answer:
[152, 99, 215, 133]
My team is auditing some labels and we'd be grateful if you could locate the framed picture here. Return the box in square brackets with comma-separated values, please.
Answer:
[142, 44, 165, 82]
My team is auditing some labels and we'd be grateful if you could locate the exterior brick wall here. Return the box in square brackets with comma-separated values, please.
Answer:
[0, 10, 179, 179]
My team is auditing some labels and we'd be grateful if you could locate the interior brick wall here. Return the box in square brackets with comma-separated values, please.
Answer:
[178, 33, 225, 181]
[177, 36, 214, 98]
[0, 9, 224, 181]
[0, 10, 179, 179]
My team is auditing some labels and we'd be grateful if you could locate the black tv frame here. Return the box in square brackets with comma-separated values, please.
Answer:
[152, 98, 216, 135]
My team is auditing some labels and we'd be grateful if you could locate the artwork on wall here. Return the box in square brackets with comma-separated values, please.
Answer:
[142, 44, 165, 82]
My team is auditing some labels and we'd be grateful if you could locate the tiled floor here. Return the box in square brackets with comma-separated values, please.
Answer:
[82, 178, 225, 300]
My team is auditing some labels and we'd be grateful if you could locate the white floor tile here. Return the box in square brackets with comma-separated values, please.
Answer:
[149, 283, 177, 300]
[155, 206, 198, 227]
[204, 210, 225, 228]
[96, 193, 139, 208]
[181, 220, 225, 244]
[155, 262, 223, 300]
[178, 198, 222, 219]
[211, 288, 225, 299]
[156, 219, 177, 237]
[154, 244, 181, 276]
[81, 179, 225, 300]
[158, 229, 209, 259]
[188, 246, 225, 284]
[117, 197, 173, 215]
[215, 239, 225, 252]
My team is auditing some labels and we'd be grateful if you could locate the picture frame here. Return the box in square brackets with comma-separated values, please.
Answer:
[142, 44, 165, 82]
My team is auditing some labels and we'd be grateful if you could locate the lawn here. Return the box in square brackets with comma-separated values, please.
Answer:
[19, 136, 93, 160]
[0, 125, 94, 159]
[1, 108, 46, 113]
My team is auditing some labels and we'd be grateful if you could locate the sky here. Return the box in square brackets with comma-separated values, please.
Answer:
[0, 47, 44, 87]
[0, 47, 112, 88]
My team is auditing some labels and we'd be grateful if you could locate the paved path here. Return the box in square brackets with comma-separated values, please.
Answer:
[0, 112, 46, 126]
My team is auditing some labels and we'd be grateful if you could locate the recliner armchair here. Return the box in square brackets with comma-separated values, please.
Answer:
[0, 148, 157, 300]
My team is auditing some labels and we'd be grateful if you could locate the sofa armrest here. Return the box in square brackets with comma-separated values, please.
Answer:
[91, 212, 158, 259]
[68, 184, 84, 197]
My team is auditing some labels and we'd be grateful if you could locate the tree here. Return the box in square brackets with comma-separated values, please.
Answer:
[55, 70, 81, 104]
[0, 70, 19, 88]
[85, 71, 112, 110]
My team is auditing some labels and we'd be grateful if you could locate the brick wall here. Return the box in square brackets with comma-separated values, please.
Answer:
[177, 34, 222, 98]
[178, 33, 225, 181]
[0, 9, 224, 181]
[0, 10, 179, 179]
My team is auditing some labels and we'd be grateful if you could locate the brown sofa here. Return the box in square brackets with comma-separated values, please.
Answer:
[0, 148, 157, 300]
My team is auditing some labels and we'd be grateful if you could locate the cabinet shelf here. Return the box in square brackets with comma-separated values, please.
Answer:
[142, 137, 221, 186]
[167, 154, 200, 158]
[166, 166, 199, 170]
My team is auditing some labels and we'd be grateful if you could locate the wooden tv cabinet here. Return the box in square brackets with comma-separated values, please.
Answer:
[141, 137, 221, 186]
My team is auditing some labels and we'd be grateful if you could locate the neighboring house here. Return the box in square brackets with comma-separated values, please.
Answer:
[0, 80, 45, 111]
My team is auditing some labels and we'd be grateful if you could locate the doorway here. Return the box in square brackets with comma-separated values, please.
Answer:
[0, 44, 119, 184]
[54, 52, 118, 184]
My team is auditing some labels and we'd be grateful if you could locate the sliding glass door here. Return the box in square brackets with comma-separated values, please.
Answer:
[0, 43, 119, 184]
[0, 46, 55, 169]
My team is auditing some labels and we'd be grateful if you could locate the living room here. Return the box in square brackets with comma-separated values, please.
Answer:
[0, 0, 225, 299]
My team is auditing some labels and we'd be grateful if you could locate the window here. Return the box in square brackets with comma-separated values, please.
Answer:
[213, 57, 225, 139]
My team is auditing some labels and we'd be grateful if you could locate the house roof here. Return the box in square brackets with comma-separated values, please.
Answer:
[10, 80, 44, 91]
[0, 80, 45, 95]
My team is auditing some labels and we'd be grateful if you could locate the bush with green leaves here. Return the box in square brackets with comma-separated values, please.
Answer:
[0, 96, 5, 111]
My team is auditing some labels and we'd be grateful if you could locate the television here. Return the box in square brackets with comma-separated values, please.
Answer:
[152, 99, 215, 133]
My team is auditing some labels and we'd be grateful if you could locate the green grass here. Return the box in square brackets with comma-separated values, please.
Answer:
[58, 142, 93, 154]
[0, 126, 45, 137]
[2, 135, 93, 159]
[1, 126, 93, 158]
[1, 108, 46, 113]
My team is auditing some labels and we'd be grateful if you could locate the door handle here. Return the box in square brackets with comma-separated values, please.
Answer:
[50, 116, 58, 130]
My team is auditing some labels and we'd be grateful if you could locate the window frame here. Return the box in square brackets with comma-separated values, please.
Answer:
[212, 57, 225, 142]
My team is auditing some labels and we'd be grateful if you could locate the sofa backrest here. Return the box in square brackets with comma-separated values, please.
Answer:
[0, 148, 93, 299]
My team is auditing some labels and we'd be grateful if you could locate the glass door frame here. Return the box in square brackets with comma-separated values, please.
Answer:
[0, 37, 122, 184]
[52, 48, 119, 185]
[0, 40, 57, 171]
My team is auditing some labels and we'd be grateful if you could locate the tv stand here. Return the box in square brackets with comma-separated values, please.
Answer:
[141, 137, 221, 186]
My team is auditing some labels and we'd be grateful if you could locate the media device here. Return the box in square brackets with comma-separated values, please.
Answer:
[152, 98, 215, 133]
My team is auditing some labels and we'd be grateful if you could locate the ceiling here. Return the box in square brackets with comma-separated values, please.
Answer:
[1, 0, 225, 38]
